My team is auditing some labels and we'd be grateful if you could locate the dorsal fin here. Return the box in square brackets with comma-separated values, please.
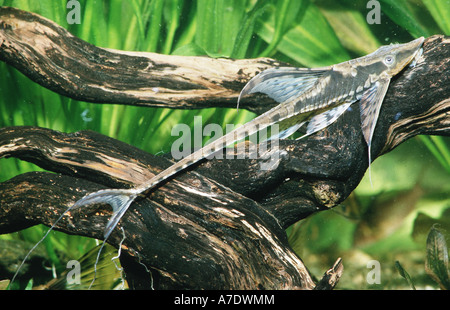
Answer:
[238, 67, 327, 108]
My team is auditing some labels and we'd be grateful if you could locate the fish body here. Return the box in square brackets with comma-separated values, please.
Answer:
[72, 37, 425, 239]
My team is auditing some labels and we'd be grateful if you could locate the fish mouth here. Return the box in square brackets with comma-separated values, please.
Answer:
[391, 37, 425, 75]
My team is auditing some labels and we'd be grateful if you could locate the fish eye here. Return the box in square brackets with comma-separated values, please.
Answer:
[384, 55, 395, 65]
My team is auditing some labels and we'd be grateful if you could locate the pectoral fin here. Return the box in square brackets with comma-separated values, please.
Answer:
[303, 101, 354, 138]
[359, 78, 391, 185]
[268, 101, 354, 141]
[359, 78, 390, 152]
[266, 110, 313, 141]
[270, 121, 306, 140]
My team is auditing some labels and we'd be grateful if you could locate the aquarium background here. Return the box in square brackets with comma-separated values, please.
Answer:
[0, 0, 449, 289]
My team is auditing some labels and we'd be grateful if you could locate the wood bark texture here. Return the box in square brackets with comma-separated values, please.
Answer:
[1, 7, 449, 289]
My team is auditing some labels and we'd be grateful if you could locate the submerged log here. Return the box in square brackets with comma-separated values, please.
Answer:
[0, 6, 283, 115]
[0, 126, 318, 289]
[1, 7, 449, 289]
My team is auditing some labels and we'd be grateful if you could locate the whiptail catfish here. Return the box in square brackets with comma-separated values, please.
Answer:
[69, 37, 424, 240]
[10, 37, 424, 285]
[10, 37, 424, 287]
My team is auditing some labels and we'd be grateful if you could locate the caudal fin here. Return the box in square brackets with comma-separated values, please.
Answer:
[9, 188, 137, 289]
[72, 188, 138, 239]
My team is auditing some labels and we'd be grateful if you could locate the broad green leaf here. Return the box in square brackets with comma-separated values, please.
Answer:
[195, 0, 225, 55]
[395, 261, 416, 289]
[425, 225, 450, 289]
[220, 0, 247, 56]
[379, 0, 431, 37]
[430, 136, 450, 167]
[259, 0, 306, 57]
[105, 0, 126, 49]
[38, 0, 66, 27]
[171, 42, 209, 56]
[82, 0, 109, 47]
[0, 280, 10, 290]
[172, 4, 197, 51]
[130, 0, 147, 47]
[423, 0, 450, 35]
[145, 0, 164, 52]
[412, 210, 450, 246]
[256, 1, 350, 67]
[318, 4, 380, 55]
[25, 278, 33, 290]
[419, 136, 450, 173]
[162, 0, 182, 54]
[231, 0, 270, 58]
[195, 0, 251, 57]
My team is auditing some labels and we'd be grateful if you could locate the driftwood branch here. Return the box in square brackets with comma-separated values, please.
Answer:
[0, 6, 284, 115]
[0, 126, 318, 290]
[1, 7, 450, 289]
